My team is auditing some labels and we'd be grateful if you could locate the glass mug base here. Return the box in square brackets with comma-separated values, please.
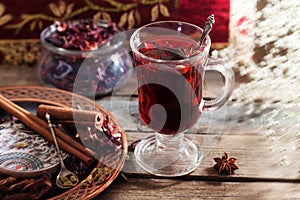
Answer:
[134, 132, 202, 177]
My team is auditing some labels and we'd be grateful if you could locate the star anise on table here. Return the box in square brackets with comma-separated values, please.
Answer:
[213, 152, 239, 175]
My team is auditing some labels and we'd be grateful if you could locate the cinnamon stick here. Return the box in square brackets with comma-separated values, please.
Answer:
[49, 120, 96, 127]
[26, 114, 96, 158]
[36, 104, 104, 128]
[0, 94, 95, 165]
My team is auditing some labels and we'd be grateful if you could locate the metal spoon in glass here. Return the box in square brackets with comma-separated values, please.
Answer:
[179, 14, 215, 57]
[196, 14, 215, 48]
[45, 113, 79, 189]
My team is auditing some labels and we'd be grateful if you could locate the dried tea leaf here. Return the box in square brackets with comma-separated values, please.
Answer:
[80, 180, 88, 188]
[87, 174, 93, 184]
[96, 176, 105, 184]
[63, 180, 74, 187]
[93, 174, 100, 182]
[70, 175, 78, 182]
[60, 175, 69, 182]
[91, 168, 98, 177]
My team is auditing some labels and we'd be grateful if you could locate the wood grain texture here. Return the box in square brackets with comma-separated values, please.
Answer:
[0, 65, 41, 86]
[95, 177, 300, 200]
[1, 64, 299, 199]
[94, 70, 300, 199]
[119, 132, 300, 181]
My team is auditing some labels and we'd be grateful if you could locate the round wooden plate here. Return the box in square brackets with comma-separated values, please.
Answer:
[0, 86, 128, 200]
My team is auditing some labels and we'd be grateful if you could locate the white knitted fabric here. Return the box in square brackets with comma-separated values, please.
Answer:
[214, 0, 300, 166]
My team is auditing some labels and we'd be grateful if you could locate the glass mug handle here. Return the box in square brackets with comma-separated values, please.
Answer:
[201, 59, 235, 111]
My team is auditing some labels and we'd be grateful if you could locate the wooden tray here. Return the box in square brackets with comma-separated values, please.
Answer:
[0, 86, 128, 200]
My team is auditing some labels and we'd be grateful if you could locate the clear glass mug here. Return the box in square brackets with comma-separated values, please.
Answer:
[130, 21, 235, 176]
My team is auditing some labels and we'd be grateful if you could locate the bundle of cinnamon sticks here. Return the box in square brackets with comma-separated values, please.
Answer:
[0, 94, 106, 166]
[36, 104, 104, 129]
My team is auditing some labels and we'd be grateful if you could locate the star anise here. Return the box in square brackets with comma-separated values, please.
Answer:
[213, 152, 239, 175]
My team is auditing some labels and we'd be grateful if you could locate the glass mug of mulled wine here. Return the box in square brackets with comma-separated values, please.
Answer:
[130, 21, 234, 176]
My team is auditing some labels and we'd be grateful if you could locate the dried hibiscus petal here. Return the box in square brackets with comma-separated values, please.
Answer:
[38, 19, 133, 96]
[46, 19, 120, 50]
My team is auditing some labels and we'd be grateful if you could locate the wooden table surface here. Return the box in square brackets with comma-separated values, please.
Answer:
[1, 65, 299, 199]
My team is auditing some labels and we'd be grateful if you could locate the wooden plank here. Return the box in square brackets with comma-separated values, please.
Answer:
[98, 91, 300, 180]
[1, 64, 299, 199]
[94, 177, 300, 199]
[120, 132, 300, 181]
[0, 65, 41, 86]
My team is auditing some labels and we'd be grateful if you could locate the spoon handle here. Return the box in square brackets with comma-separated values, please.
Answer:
[45, 113, 64, 166]
[196, 14, 215, 48]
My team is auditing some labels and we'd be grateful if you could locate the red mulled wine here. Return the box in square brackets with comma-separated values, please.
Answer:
[134, 36, 204, 134]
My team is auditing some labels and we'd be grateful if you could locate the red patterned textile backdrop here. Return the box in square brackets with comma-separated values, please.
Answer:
[176, 0, 230, 44]
[0, 0, 229, 65]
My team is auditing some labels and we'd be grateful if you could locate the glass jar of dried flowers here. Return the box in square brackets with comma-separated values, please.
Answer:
[38, 19, 133, 97]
